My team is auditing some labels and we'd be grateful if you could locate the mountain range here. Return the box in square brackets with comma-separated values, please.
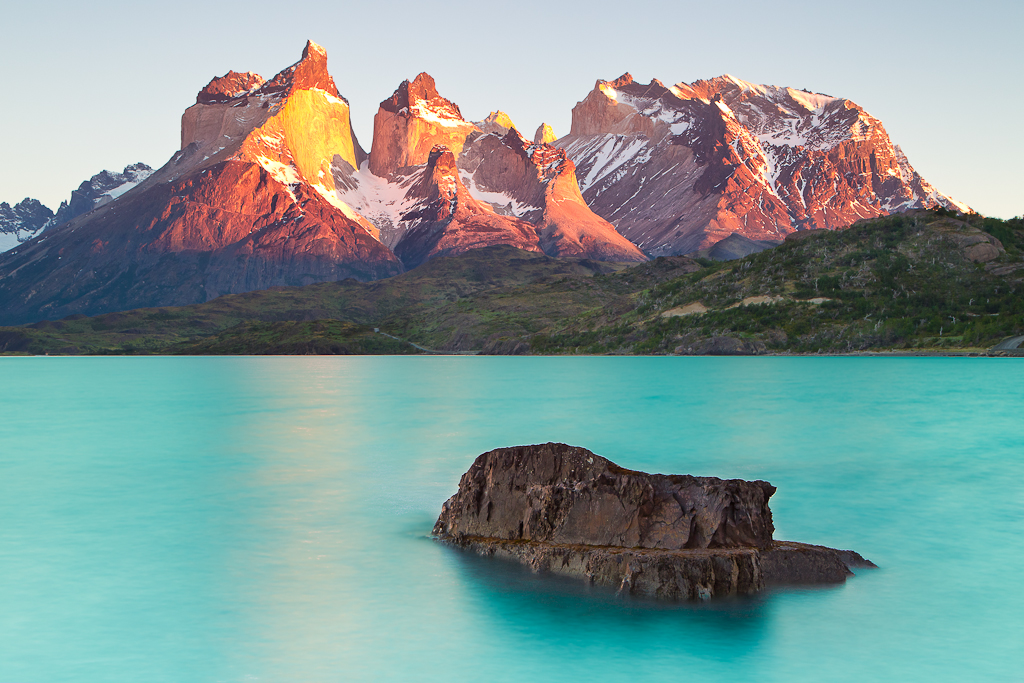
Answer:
[0, 41, 967, 325]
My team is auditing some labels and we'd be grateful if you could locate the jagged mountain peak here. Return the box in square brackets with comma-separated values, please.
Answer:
[194, 42, 341, 107]
[258, 39, 340, 98]
[197, 71, 266, 104]
[0, 198, 53, 253]
[457, 124, 647, 263]
[500, 126, 531, 148]
[672, 74, 841, 117]
[477, 110, 516, 135]
[601, 75, 680, 102]
[49, 162, 154, 228]
[534, 123, 556, 145]
[369, 74, 478, 178]
[570, 74, 679, 137]
[178, 40, 366, 191]
[381, 72, 463, 121]
[600, 73, 635, 89]
[426, 144, 458, 179]
[0, 197, 50, 218]
[302, 39, 326, 59]
[494, 128, 577, 181]
[560, 71, 969, 255]
[394, 144, 543, 269]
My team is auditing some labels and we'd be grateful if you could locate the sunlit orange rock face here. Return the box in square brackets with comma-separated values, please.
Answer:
[196, 71, 266, 103]
[476, 111, 516, 135]
[0, 41, 400, 325]
[559, 74, 969, 255]
[459, 129, 646, 262]
[368, 74, 480, 178]
[393, 146, 543, 269]
[179, 40, 368, 218]
[533, 123, 557, 145]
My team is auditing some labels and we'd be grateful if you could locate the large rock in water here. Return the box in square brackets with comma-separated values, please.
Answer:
[434, 442, 775, 549]
[433, 443, 874, 600]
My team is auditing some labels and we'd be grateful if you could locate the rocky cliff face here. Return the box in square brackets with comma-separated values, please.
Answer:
[0, 41, 400, 325]
[434, 443, 874, 601]
[459, 129, 646, 261]
[558, 74, 969, 255]
[342, 77, 648, 264]
[392, 146, 543, 269]
[368, 73, 479, 178]
[177, 40, 370, 220]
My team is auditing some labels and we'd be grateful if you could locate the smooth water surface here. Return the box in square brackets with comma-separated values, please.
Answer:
[1, 357, 1021, 682]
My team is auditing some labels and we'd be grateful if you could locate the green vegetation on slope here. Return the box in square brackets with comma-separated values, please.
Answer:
[532, 211, 1024, 354]
[1, 210, 1022, 355]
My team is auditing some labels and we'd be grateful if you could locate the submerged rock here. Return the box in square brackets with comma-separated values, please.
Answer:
[433, 443, 875, 600]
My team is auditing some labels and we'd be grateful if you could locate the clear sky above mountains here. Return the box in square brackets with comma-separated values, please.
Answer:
[3, 0, 1020, 218]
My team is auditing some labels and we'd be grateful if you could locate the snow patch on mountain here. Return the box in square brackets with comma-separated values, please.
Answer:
[48, 163, 155, 229]
[255, 156, 302, 185]
[566, 136, 652, 192]
[334, 162, 420, 247]
[460, 172, 539, 217]
[407, 101, 466, 128]
[102, 168, 153, 201]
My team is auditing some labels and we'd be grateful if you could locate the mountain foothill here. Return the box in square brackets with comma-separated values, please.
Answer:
[0, 41, 969, 326]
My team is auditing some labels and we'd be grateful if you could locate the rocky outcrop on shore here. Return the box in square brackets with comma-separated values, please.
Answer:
[433, 443, 874, 600]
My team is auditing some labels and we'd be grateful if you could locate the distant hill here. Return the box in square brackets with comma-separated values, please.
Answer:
[1, 210, 1021, 356]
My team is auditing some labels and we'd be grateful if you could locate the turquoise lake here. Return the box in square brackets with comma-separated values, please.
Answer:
[1, 357, 1021, 682]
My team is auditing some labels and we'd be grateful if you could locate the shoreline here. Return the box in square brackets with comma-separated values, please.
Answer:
[2, 350, 1023, 358]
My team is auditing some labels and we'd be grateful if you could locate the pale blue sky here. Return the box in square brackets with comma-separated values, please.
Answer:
[2, 0, 1020, 217]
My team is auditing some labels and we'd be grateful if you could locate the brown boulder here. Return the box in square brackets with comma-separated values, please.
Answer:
[965, 242, 1000, 263]
[433, 443, 876, 601]
[433, 443, 776, 550]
